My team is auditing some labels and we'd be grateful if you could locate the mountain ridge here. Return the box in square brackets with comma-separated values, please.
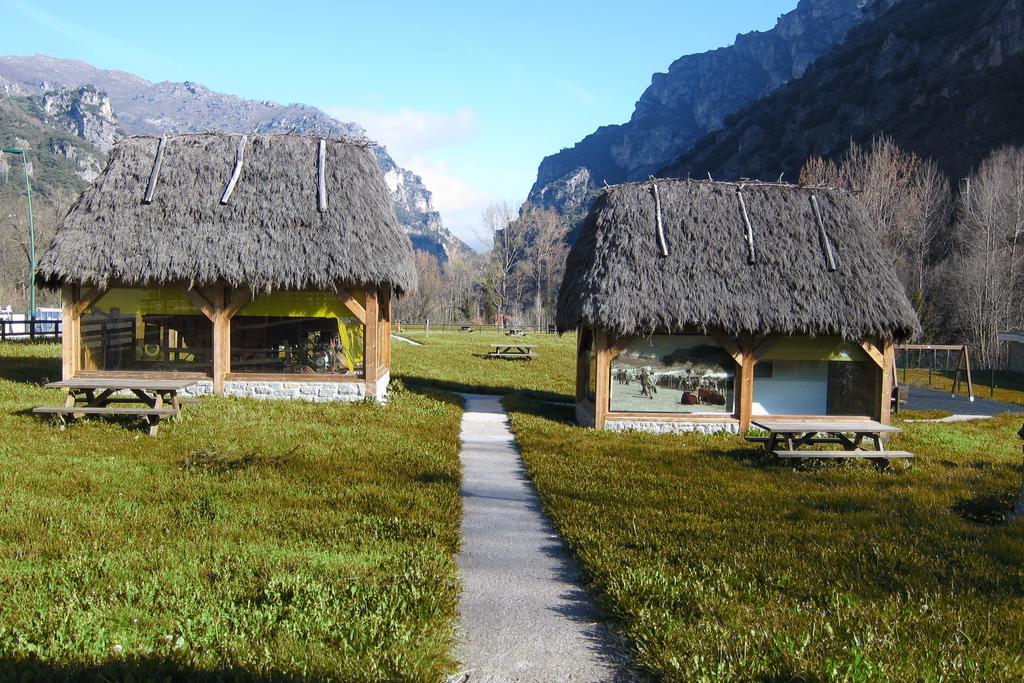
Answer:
[525, 0, 869, 226]
[0, 54, 469, 260]
[662, 0, 1024, 182]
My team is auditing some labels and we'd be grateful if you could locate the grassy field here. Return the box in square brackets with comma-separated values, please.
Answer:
[506, 397, 1024, 681]
[0, 343, 463, 681]
[392, 328, 576, 398]
[5, 331, 1024, 681]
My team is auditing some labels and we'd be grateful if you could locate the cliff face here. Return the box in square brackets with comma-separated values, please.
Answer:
[664, 0, 1024, 181]
[0, 55, 469, 257]
[527, 0, 868, 223]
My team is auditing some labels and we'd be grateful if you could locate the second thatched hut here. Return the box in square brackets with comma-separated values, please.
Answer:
[37, 132, 415, 402]
[557, 179, 920, 433]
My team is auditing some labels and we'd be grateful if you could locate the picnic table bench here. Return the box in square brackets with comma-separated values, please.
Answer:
[33, 377, 200, 435]
[747, 418, 913, 461]
[486, 343, 535, 360]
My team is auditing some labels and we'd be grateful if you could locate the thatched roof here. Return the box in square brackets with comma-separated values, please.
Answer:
[557, 179, 920, 341]
[37, 133, 416, 294]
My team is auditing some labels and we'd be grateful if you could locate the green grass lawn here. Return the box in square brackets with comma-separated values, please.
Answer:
[506, 395, 1024, 681]
[6, 332, 1024, 682]
[0, 343, 462, 681]
[392, 329, 576, 398]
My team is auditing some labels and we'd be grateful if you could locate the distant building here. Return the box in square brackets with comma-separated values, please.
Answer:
[556, 179, 920, 433]
[1000, 330, 1024, 373]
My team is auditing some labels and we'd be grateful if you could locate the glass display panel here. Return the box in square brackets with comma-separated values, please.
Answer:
[753, 337, 877, 416]
[230, 291, 364, 376]
[79, 288, 212, 373]
[610, 335, 736, 414]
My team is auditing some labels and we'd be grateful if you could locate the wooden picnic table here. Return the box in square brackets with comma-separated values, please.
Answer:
[749, 418, 913, 460]
[486, 343, 535, 360]
[34, 377, 200, 435]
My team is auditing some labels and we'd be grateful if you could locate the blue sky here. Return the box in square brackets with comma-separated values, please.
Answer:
[3, 0, 797, 246]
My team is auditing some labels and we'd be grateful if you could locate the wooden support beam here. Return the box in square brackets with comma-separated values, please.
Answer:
[650, 180, 669, 257]
[752, 335, 781, 362]
[860, 340, 885, 368]
[71, 286, 102, 317]
[210, 287, 229, 396]
[183, 287, 217, 321]
[339, 289, 366, 324]
[364, 289, 380, 399]
[736, 331, 755, 431]
[594, 330, 612, 430]
[381, 287, 392, 369]
[737, 188, 756, 265]
[220, 135, 247, 205]
[143, 135, 166, 204]
[317, 139, 328, 212]
[879, 343, 895, 424]
[224, 287, 252, 318]
[810, 194, 838, 272]
[61, 285, 78, 380]
[711, 332, 743, 365]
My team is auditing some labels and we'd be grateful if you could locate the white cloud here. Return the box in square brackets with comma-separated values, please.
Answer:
[325, 105, 478, 162]
[324, 105, 492, 249]
[406, 155, 496, 250]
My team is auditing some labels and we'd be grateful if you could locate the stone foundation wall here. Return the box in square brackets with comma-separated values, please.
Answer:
[179, 375, 391, 403]
[604, 419, 740, 435]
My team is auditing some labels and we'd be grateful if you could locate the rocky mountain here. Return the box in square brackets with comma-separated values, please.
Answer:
[0, 83, 111, 188]
[0, 55, 467, 260]
[664, 0, 1024, 182]
[526, 0, 870, 227]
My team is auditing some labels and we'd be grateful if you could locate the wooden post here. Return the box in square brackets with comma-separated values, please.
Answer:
[594, 330, 612, 430]
[365, 288, 379, 399]
[61, 285, 77, 380]
[575, 328, 587, 403]
[880, 342, 895, 424]
[736, 332, 755, 431]
[963, 345, 975, 401]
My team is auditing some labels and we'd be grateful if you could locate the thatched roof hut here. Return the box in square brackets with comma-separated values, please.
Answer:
[38, 133, 416, 294]
[557, 179, 920, 341]
[559, 179, 921, 433]
[41, 133, 411, 403]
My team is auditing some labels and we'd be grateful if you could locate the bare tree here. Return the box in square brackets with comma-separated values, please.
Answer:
[952, 146, 1024, 366]
[480, 200, 528, 324]
[518, 204, 569, 329]
[399, 251, 447, 323]
[800, 136, 953, 331]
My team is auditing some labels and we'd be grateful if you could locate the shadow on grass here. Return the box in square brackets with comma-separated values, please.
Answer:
[399, 375, 576, 424]
[951, 492, 1018, 525]
[0, 352, 60, 385]
[0, 655, 321, 682]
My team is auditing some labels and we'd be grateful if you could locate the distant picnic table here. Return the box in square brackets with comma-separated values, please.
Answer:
[486, 343, 535, 360]
[34, 377, 200, 435]
[748, 418, 912, 461]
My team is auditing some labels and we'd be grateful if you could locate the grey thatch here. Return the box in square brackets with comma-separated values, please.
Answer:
[557, 179, 921, 341]
[37, 133, 416, 294]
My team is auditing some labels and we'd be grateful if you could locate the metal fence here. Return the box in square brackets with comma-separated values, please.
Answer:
[0, 317, 62, 342]
[395, 322, 558, 334]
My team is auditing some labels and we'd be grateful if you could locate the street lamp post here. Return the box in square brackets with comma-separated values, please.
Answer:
[3, 147, 36, 318]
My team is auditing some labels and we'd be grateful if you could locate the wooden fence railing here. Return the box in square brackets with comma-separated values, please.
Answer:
[0, 318, 62, 342]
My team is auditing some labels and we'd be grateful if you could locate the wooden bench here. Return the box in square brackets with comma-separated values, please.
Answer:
[33, 377, 199, 435]
[751, 419, 913, 461]
[486, 344, 535, 360]
[773, 450, 914, 459]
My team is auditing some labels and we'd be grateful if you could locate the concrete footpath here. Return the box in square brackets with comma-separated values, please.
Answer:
[904, 385, 1024, 416]
[454, 393, 628, 682]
